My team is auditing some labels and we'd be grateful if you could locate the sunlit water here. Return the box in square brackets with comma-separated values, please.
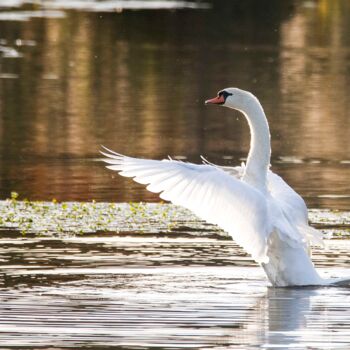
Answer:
[0, 205, 350, 349]
[1, 1, 350, 349]
[0, 234, 349, 349]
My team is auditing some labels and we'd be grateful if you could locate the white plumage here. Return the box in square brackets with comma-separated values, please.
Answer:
[100, 87, 344, 287]
[102, 147, 270, 263]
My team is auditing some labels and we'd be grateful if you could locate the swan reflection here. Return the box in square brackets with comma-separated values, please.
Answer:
[260, 286, 350, 348]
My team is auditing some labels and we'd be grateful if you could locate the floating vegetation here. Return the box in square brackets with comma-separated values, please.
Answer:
[309, 209, 350, 226]
[309, 209, 350, 239]
[0, 193, 221, 238]
[0, 193, 350, 239]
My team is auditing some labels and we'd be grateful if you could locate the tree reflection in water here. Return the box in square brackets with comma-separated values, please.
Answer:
[0, 1, 349, 209]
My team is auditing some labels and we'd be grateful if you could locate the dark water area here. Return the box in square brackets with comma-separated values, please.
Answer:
[0, 0, 350, 208]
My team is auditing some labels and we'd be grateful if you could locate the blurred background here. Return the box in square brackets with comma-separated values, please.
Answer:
[0, 0, 350, 208]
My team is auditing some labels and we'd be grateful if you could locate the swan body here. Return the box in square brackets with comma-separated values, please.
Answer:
[101, 88, 341, 287]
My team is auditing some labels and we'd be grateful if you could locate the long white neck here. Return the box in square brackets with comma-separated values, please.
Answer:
[239, 99, 271, 191]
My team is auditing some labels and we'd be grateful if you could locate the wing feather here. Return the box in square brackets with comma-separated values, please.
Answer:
[196, 161, 323, 248]
[101, 149, 272, 263]
[267, 171, 324, 246]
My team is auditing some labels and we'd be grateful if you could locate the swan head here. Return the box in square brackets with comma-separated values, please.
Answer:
[205, 87, 258, 113]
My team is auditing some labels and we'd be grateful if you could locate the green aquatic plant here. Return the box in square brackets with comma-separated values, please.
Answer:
[10, 191, 19, 201]
[0, 195, 205, 236]
[0, 195, 347, 239]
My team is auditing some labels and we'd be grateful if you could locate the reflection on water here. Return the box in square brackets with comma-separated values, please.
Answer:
[0, 233, 349, 349]
[0, 1, 349, 208]
[0, 0, 211, 12]
[265, 287, 350, 348]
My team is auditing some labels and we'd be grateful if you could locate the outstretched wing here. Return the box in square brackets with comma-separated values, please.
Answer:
[267, 171, 323, 246]
[101, 147, 272, 263]
[204, 162, 323, 247]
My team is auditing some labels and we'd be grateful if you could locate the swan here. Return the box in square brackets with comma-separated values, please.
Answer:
[100, 87, 347, 287]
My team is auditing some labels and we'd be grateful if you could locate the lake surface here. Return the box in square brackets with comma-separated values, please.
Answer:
[0, 200, 349, 349]
[0, 202, 350, 350]
[1, 1, 350, 349]
[0, 0, 350, 208]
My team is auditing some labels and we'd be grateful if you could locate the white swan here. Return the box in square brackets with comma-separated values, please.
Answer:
[100, 87, 346, 287]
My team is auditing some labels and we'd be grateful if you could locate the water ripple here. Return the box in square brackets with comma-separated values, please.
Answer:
[0, 226, 349, 348]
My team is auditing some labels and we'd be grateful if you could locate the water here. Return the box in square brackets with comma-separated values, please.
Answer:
[0, 0, 350, 208]
[1, 1, 350, 349]
[0, 227, 350, 349]
[0, 202, 350, 349]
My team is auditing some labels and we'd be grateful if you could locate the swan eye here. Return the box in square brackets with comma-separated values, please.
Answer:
[220, 91, 232, 100]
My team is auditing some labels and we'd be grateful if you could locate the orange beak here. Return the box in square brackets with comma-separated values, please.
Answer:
[205, 95, 225, 105]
